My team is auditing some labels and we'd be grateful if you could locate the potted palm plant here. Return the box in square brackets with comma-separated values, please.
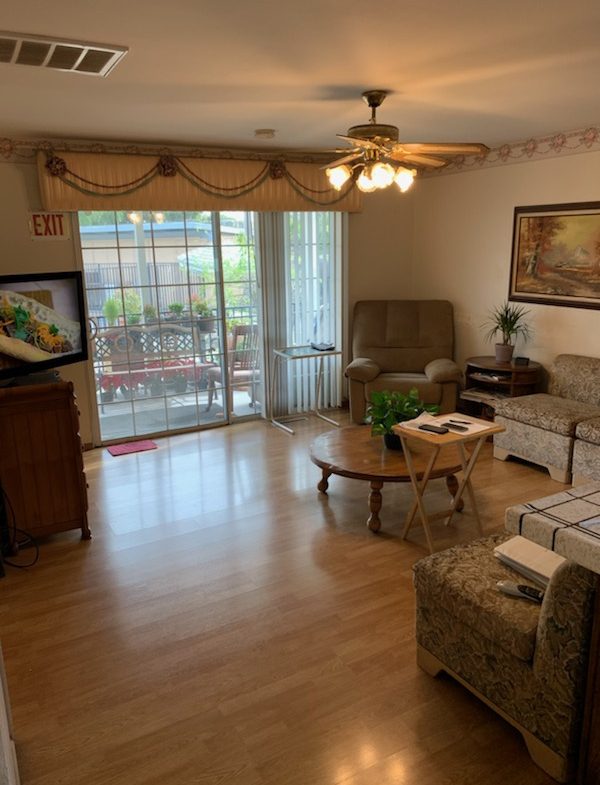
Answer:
[484, 302, 531, 363]
[366, 388, 439, 450]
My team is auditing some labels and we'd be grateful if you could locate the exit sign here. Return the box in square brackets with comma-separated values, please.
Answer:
[29, 212, 71, 240]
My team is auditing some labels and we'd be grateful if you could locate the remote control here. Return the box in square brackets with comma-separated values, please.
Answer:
[496, 581, 545, 603]
[418, 424, 449, 434]
[441, 421, 468, 432]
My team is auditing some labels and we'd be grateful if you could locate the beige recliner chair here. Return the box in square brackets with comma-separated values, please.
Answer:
[345, 300, 461, 424]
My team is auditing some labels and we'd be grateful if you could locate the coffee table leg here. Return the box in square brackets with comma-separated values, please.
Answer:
[318, 469, 332, 494]
[445, 474, 464, 512]
[367, 480, 383, 532]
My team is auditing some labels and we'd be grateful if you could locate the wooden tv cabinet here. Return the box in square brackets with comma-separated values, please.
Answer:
[0, 381, 90, 541]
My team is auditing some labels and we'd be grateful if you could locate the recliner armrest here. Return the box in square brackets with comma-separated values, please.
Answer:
[345, 357, 380, 383]
[424, 358, 462, 384]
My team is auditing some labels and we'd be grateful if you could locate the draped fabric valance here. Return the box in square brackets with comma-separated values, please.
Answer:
[36, 151, 361, 212]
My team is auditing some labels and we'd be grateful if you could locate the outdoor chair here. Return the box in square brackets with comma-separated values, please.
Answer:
[207, 324, 260, 414]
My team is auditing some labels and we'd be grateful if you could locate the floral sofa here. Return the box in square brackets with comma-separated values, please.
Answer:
[494, 354, 600, 483]
[413, 533, 596, 782]
[572, 416, 600, 484]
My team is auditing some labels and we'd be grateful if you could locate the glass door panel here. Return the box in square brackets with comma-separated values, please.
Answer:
[79, 212, 245, 441]
[220, 212, 262, 419]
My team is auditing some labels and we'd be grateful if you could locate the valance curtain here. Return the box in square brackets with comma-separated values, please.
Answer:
[36, 151, 361, 212]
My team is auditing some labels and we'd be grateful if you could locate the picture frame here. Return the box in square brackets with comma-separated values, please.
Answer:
[509, 201, 600, 310]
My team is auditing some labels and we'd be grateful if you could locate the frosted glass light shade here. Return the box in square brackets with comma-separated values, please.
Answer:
[326, 165, 352, 190]
[394, 167, 416, 193]
[371, 162, 395, 188]
[356, 169, 376, 192]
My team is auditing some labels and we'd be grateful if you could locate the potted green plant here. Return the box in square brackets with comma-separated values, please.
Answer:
[366, 388, 439, 450]
[143, 304, 157, 323]
[484, 301, 531, 363]
[191, 298, 215, 333]
[167, 302, 185, 320]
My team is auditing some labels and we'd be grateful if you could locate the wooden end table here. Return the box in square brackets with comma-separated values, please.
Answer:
[309, 426, 465, 537]
[394, 414, 504, 552]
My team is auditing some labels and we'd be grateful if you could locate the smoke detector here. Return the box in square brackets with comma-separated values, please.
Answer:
[0, 31, 128, 77]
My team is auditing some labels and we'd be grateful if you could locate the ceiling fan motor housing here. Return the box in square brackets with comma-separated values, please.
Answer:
[347, 123, 399, 143]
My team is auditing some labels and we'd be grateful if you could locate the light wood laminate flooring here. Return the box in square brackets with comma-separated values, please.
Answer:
[1, 416, 565, 785]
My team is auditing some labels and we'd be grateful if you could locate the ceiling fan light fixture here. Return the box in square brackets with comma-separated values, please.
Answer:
[356, 167, 377, 193]
[326, 164, 352, 191]
[394, 166, 416, 193]
[371, 162, 395, 188]
[326, 90, 487, 196]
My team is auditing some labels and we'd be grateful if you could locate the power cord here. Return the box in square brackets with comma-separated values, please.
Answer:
[0, 485, 39, 569]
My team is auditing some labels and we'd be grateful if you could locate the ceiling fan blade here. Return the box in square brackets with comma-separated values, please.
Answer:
[397, 142, 489, 155]
[389, 151, 449, 168]
[336, 134, 379, 150]
[322, 152, 362, 169]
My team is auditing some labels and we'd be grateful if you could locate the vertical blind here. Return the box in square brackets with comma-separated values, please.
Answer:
[283, 212, 343, 413]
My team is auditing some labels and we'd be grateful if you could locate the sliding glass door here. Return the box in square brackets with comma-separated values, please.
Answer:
[79, 210, 261, 442]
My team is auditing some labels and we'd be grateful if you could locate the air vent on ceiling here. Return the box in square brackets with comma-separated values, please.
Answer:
[0, 31, 128, 76]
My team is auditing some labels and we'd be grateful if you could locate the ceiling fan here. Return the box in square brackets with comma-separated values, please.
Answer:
[325, 90, 489, 193]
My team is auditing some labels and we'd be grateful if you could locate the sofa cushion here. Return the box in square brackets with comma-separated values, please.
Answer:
[576, 416, 600, 445]
[549, 354, 600, 405]
[351, 300, 454, 373]
[413, 534, 541, 662]
[494, 393, 600, 436]
[365, 374, 442, 405]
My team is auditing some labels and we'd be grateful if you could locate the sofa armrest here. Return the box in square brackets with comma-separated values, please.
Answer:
[533, 561, 596, 708]
[424, 358, 462, 384]
[345, 357, 380, 383]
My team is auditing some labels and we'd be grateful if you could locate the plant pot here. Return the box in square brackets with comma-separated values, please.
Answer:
[196, 317, 215, 334]
[495, 343, 514, 364]
[384, 432, 403, 451]
[100, 390, 114, 403]
[173, 377, 188, 393]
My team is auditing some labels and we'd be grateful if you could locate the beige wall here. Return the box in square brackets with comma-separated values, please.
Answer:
[346, 187, 414, 363]
[348, 187, 414, 309]
[412, 152, 600, 370]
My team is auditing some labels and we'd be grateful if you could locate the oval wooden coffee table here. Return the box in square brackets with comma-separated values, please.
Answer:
[310, 425, 464, 533]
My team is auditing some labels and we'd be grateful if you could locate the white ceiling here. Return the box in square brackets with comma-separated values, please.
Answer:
[1, 0, 600, 154]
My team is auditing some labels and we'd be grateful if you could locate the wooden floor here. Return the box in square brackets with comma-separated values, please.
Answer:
[1, 414, 565, 785]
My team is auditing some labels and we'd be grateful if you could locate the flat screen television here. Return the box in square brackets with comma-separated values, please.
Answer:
[0, 271, 88, 381]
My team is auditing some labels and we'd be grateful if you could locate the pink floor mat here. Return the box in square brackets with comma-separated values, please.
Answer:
[107, 440, 158, 456]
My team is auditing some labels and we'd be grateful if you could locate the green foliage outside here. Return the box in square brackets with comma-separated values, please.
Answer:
[123, 290, 142, 324]
[79, 211, 256, 316]
[102, 297, 122, 326]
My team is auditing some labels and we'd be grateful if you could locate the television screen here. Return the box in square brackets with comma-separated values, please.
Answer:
[0, 271, 88, 380]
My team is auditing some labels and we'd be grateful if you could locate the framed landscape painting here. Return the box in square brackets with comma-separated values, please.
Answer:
[509, 201, 600, 309]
